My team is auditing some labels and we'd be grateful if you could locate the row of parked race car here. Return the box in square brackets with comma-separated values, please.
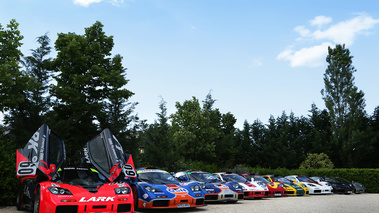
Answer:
[15, 125, 366, 213]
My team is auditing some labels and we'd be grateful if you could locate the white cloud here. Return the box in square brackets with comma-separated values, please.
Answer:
[74, 0, 103, 7]
[310, 16, 332, 28]
[312, 14, 379, 45]
[277, 42, 332, 67]
[278, 13, 379, 67]
[73, 0, 124, 7]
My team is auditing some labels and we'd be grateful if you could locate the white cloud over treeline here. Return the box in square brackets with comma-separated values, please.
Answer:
[278, 13, 379, 67]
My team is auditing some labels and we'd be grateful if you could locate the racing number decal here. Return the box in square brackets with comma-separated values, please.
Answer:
[17, 161, 37, 176]
[122, 164, 136, 177]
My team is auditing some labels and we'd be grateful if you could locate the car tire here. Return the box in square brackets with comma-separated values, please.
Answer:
[33, 187, 40, 213]
[132, 186, 139, 210]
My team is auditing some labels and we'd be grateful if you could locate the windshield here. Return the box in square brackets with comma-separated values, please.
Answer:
[252, 176, 270, 184]
[297, 176, 316, 183]
[138, 171, 179, 185]
[189, 172, 221, 183]
[324, 177, 347, 184]
[53, 167, 107, 187]
[277, 177, 292, 184]
[225, 174, 247, 183]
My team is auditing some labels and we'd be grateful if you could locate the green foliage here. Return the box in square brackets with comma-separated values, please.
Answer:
[0, 129, 18, 205]
[321, 44, 367, 168]
[50, 21, 137, 163]
[299, 153, 334, 169]
[0, 19, 27, 113]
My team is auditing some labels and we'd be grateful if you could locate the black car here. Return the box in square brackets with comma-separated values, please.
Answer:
[311, 176, 354, 194]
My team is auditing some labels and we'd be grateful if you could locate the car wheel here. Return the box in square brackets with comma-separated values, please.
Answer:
[132, 186, 139, 210]
[33, 187, 40, 213]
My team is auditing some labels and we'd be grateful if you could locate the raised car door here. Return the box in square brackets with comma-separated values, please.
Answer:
[16, 124, 66, 180]
[82, 128, 136, 182]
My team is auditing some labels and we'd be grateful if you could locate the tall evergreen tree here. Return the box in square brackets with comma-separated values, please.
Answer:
[321, 44, 367, 167]
[142, 98, 180, 170]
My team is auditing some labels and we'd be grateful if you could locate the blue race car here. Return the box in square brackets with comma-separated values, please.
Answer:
[129, 168, 205, 209]
[174, 170, 244, 202]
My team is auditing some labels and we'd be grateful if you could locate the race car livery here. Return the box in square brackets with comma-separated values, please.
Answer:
[129, 168, 205, 209]
[285, 175, 333, 195]
[174, 171, 244, 202]
[16, 124, 136, 213]
[213, 172, 269, 199]
[263, 175, 306, 196]
[240, 174, 286, 197]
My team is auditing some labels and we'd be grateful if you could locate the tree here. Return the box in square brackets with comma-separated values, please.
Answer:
[142, 98, 181, 170]
[299, 153, 334, 169]
[50, 21, 136, 163]
[0, 19, 26, 115]
[321, 44, 367, 167]
[170, 96, 217, 163]
[5, 34, 53, 147]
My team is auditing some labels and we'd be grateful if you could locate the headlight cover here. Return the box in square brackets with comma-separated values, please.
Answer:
[48, 187, 73, 195]
[143, 186, 162, 193]
[115, 187, 131, 194]
[232, 183, 241, 189]
[190, 185, 201, 192]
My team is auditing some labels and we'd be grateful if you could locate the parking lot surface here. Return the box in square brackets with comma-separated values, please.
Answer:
[2, 193, 378, 213]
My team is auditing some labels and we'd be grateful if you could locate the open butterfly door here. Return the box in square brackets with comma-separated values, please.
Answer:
[16, 124, 66, 180]
[82, 128, 136, 182]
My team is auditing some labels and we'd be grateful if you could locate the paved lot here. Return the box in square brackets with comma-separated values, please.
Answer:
[2, 193, 378, 213]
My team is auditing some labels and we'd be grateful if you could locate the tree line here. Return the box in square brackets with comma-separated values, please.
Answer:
[1, 20, 378, 173]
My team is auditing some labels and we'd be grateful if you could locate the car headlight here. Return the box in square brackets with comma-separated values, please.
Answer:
[307, 184, 316, 187]
[190, 185, 201, 192]
[115, 187, 131, 194]
[232, 183, 241, 189]
[143, 186, 162, 192]
[48, 187, 73, 195]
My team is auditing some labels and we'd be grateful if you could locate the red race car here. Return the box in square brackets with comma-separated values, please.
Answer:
[16, 124, 136, 213]
[240, 173, 286, 197]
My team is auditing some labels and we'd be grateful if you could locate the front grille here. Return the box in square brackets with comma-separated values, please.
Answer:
[205, 195, 218, 200]
[244, 192, 249, 196]
[93, 205, 106, 209]
[255, 192, 261, 195]
[287, 191, 294, 195]
[265, 191, 269, 196]
[225, 194, 233, 198]
[238, 194, 244, 199]
[180, 200, 188, 203]
[56, 205, 78, 213]
[117, 204, 131, 212]
[314, 190, 321, 193]
[153, 200, 169, 207]
[195, 198, 205, 205]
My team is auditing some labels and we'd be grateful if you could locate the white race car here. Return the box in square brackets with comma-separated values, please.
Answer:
[285, 175, 333, 195]
[213, 172, 269, 199]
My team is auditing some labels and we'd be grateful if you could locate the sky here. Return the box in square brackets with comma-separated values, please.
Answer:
[1, 0, 379, 128]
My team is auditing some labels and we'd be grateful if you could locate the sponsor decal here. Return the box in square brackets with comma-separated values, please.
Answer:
[143, 193, 149, 199]
[28, 132, 40, 155]
[79, 197, 115, 202]
[83, 147, 90, 163]
[167, 188, 188, 193]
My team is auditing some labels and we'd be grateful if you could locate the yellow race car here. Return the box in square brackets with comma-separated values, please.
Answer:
[263, 175, 308, 196]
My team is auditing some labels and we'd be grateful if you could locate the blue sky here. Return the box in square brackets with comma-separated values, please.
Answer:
[1, 0, 379, 128]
